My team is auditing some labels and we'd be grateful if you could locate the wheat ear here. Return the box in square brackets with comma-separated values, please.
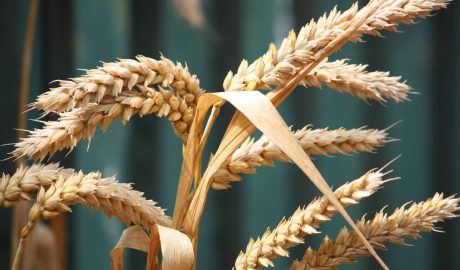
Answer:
[212, 126, 390, 190]
[33, 55, 203, 113]
[234, 169, 394, 270]
[12, 172, 171, 270]
[1, 167, 171, 228]
[13, 85, 197, 160]
[224, 0, 448, 99]
[0, 163, 74, 207]
[290, 193, 460, 269]
[305, 59, 412, 102]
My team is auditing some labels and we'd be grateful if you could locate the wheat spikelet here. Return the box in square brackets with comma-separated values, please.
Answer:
[305, 59, 412, 102]
[234, 169, 393, 270]
[211, 126, 390, 190]
[223, 0, 448, 101]
[34, 55, 203, 113]
[0, 163, 74, 207]
[290, 193, 460, 269]
[13, 85, 197, 160]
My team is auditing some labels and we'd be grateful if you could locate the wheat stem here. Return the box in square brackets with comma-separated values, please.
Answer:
[212, 126, 390, 190]
[234, 168, 392, 270]
[290, 193, 460, 269]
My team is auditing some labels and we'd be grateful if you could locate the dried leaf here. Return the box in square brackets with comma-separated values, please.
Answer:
[111, 225, 193, 270]
[111, 226, 150, 270]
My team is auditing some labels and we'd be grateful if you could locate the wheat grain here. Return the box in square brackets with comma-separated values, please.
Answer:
[234, 169, 393, 270]
[212, 126, 390, 190]
[0, 163, 74, 207]
[13, 85, 197, 160]
[33, 55, 203, 113]
[223, 0, 448, 100]
[289, 193, 460, 269]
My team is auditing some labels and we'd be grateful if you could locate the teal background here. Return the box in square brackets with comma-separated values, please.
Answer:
[0, 0, 459, 269]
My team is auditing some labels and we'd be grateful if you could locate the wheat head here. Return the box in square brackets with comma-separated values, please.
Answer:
[212, 126, 390, 190]
[290, 193, 460, 269]
[224, 0, 448, 100]
[234, 169, 393, 270]
[1, 166, 171, 229]
[34, 55, 203, 113]
[13, 84, 198, 160]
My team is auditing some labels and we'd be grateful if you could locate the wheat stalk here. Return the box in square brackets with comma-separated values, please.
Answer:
[1, 166, 171, 228]
[234, 168, 394, 270]
[223, 0, 448, 98]
[13, 85, 197, 160]
[211, 126, 390, 190]
[33, 55, 203, 113]
[0, 163, 74, 207]
[290, 193, 460, 269]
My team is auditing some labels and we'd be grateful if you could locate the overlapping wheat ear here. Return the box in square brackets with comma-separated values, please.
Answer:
[211, 126, 392, 190]
[223, 0, 448, 100]
[234, 168, 396, 270]
[0, 164, 171, 228]
[12, 84, 198, 160]
[290, 193, 460, 269]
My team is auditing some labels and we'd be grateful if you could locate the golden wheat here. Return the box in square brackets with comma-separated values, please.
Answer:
[13, 85, 197, 160]
[0, 163, 74, 207]
[34, 55, 203, 113]
[234, 169, 393, 270]
[2, 166, 171, 228]
[290, 193, 460, 269]
[211, 126, 390, 190]
[305, 59, 412, 102]
[224, 0, 448, 97]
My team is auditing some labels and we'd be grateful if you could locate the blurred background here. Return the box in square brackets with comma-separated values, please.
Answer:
[0, 0, 459, 269]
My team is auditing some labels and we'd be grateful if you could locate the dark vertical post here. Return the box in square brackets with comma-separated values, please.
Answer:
[0, 1, 20, 269]
[432, 4, 460, 269]
[42, 1, 74, 268]
[128, 0, 162, 268]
